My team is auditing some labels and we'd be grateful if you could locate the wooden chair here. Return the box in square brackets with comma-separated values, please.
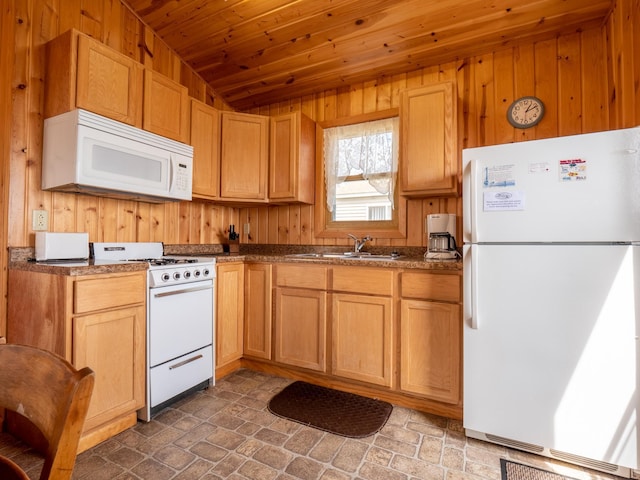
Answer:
[0, 344, 95, 480]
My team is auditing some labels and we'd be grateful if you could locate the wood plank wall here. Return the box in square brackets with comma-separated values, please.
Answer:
[1, 0, 638, 334]
[1, 1, 16, 335]
[238, 23, 619, 248]
[7, 0, 237, 251]
[3, 0, 639, 252]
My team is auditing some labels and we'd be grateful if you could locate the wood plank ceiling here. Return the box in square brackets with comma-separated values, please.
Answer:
[125, 0, 612, 110]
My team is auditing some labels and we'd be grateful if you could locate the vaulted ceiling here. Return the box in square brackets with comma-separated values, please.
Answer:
[125, 0, 612, 110]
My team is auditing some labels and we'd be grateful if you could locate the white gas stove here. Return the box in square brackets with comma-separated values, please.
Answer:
[92, 242, 216, 420]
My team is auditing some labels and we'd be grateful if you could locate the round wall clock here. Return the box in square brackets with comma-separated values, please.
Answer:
[507, 96, 545, 128]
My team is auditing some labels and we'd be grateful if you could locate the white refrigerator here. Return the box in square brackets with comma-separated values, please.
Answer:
[462, 127, 640, 476]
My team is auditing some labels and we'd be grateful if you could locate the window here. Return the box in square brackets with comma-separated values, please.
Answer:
[315, 110, 406, 239]
[368, 206, 389, 220]
[324, 117, 399, 222]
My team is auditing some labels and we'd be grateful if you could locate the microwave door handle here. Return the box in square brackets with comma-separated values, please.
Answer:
[168, 155, 175, 191]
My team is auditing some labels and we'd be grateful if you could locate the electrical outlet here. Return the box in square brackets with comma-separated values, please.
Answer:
[32, 210, 48, 231]
[244, 223, 250, 235]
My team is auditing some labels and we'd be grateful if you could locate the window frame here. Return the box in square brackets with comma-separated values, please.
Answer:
[314, 109, 406, 239]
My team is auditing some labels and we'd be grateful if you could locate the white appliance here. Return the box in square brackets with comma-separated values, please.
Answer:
[425, 213, 459, 260]
[35, 232, 89, 261]
[462, 126, 640, 477]
[92, 242, 215, 421]
[42, 109, 193, 202]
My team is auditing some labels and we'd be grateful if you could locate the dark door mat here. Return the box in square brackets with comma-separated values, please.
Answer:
[267, 381, 393, 438]
[501, 459, 579, 480]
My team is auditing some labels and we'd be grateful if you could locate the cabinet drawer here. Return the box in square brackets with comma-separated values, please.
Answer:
[400, 272, 460, 302]
[276, 264, 328, 289]
[74, 274, 146, 314]
[332, 266, 393, 296]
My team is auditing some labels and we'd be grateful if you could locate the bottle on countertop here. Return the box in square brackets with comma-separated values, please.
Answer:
[229, 224, 239, 241]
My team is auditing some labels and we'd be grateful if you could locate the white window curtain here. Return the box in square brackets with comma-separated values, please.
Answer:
[323, 117, 399, 213]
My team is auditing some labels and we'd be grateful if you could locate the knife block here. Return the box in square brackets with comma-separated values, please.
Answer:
[228, 239, 240, 254]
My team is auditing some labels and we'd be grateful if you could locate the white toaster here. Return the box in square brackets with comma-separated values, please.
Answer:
[35, 232, 89, 261]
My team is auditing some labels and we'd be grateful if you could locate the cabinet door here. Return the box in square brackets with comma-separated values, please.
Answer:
[73, 305, 146, 431]
[76, 34, 144, 126]
[220, 112, 269, 201]
[216, 264, 245, 367]
[400, 299, 461, 404]
[332, 293, 393, 387]
[269, 112, 315, 203]
[275, 287, 326, 371]
[45, 29, 144, 125]
[400, 81, 457, 196]
[244, 263, 272, 359]
[143, 70, 190, 143]
[190, 99, 220, 200]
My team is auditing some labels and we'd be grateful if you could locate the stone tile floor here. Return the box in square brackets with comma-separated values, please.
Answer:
[0, 369, 625, 480]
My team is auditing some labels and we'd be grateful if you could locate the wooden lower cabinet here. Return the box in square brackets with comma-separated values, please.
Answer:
[216, 263, 245, 371]
[244, 263, 272, 359]
[273, 263, 328, 371]
[331, 265, 394, 387]
[7, 269, 146, 451]
[332, 293, 393, 386]
[399, 271, 462, 405]
[274, 287, 327, 371]
[400, 299, 461, 404]
[73, 306, 145, 432]
[238, 262, 463, 419]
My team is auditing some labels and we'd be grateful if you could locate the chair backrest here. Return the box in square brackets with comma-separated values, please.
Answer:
[0, 344, 95, 480]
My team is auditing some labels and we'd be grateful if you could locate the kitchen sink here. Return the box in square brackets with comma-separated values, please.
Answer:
[287, 252, 402, 260]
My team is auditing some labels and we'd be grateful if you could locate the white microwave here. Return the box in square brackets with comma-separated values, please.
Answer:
[42, 109, 193, 202]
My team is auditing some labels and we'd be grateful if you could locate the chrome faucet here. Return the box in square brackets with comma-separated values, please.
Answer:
[347, 234, 372, 253]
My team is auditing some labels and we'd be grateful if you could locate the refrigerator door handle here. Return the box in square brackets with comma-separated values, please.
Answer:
[463, 244, 479, 329]
[469, 158, 478, 244]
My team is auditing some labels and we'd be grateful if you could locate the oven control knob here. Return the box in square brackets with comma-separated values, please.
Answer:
[193, 270, 201, 278]
[202, 268, 210, 277]
[184, 271, 191, 279]
[173, 272, 181, 280]
[161, 273, 170, 282]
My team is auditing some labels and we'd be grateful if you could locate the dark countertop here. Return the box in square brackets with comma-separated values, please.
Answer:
[8, 245, 462, 274]
[8, 258, 149, 276]
[214, 253, 462, 271]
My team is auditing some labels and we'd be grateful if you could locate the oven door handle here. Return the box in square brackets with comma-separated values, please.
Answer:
[169, 354, 204, 370]
[153, 284, 213, 298]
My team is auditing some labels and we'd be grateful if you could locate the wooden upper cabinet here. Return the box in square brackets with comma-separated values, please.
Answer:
[220, 112, 269, 202]
[269, 112, 316, 204]
[190, 99, 221, 200]
[399, 81, 458, 197]
[143, 70, 190, 143]
[45, 29, 143, 126]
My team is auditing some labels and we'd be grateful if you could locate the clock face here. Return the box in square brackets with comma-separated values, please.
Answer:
[507, 96, 544, 128]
